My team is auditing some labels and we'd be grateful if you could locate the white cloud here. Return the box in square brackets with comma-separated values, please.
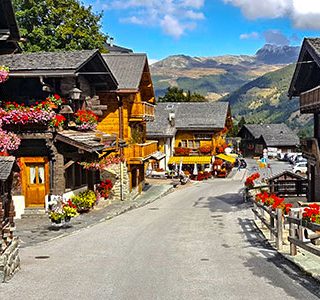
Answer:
[224, 0, 320, 29]
[99, 0, 206, 38]
[240, 32, 259, 40]
[263, 29, 290, 45]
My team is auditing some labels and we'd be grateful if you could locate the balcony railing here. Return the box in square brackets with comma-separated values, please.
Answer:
[300, 85, 320, 113]
[130, 102, 155, 121]
[124, 140, 158, 162]
[301, 138, 320, 162]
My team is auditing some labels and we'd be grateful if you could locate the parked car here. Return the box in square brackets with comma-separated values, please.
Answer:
[292, 162, 307, 174]
[288, 153, 303, 164]
[277, 152, 286, 161]
[294, 155, 307, 164]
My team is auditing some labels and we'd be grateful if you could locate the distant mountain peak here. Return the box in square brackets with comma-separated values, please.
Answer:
[255, 44, 300, 64]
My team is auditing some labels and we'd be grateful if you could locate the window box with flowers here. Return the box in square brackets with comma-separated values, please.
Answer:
[74, 110, 98, 131]
[174, 147, 191, 156]
[199, 145, 212, 154]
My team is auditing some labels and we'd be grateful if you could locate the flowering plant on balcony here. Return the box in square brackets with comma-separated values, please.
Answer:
[174, 147, 191, 156]
[302, 203, 320, 224]
[199, 145, 212, 154]
[0, 66, 9, 83]
[49, 114, 66, 128]
[79, 155, 123, 170]
[0, 128, 21, 153]
[74, 110, 98, 131]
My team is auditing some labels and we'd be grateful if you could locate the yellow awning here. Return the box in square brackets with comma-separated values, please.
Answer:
[168, 156, 212, 164]
[216, 154, 236, 163]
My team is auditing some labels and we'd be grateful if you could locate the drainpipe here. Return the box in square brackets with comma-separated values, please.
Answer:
[117, 95, 124, 201]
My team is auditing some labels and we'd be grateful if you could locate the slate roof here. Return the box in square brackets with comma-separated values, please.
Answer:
[104, 43, 133, 53]
[147, 102, 230, 137]
[56, 130, 117, 153]
[0, 50, 99, 71]
[242, 124, 300, 147]
[0, 156, 16, 181]
[102, 53, 147, 90]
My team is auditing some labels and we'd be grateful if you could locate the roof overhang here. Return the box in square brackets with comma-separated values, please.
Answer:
[288, 38, 320, 98]
[55, 130, 117, 153]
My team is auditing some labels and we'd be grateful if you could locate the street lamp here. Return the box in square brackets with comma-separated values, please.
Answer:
[69, 87, 82, 101]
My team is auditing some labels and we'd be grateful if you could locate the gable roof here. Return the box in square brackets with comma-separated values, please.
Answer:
[102, 53, 147, 90]
[0, 156, 17, 181]
[0, 0, 20, 54]
[147, 102, 230, 137]
[0, 49, 118, 90]
[240, 123, 300, 147]
[265, 170, 306, 182]
[289, 38, 320, 98]
[104, 43, 133, 54]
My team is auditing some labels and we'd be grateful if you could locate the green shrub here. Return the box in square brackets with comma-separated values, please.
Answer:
[71, 190, 96, 211]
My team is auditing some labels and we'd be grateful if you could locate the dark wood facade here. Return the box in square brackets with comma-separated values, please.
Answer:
[289, 38, 320, 202]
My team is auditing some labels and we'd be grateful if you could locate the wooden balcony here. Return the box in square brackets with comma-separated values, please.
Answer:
[124, 140, 158, 164]
[301, 138, 320, 163]
[300, 85, 320, 113]
[130, 102, 155, 122]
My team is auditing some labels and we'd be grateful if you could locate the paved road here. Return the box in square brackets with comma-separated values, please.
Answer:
[1, 179, 319, 299]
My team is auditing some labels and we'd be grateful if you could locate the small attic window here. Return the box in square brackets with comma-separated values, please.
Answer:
[166, 104, 174, 110]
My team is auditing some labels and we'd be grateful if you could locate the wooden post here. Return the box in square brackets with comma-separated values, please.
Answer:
[253, 202, 258, 220]
[289, 210, 297, 256]
[276, 208, 283, 250]
[270, 211, 275, 242]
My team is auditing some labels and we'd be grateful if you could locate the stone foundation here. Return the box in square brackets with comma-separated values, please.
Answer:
[101, 163, 130, 201]
[0, 238, 20, 282]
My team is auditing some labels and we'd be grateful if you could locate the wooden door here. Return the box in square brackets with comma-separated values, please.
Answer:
[21, 157, 49, 207]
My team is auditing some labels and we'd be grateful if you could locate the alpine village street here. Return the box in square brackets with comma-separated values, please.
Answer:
[2, 1, 320, 299]
[1, 161, 320, 299]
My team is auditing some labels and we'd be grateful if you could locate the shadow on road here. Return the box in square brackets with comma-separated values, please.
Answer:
[238, 217, 320, 299]
[193, 192, 251, 213]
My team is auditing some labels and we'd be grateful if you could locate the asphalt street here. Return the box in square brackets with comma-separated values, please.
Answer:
[1, 177, 319, 299]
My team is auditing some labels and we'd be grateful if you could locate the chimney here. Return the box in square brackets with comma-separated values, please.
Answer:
[168, 112, 175, 126]
[110, 37, 114, 47]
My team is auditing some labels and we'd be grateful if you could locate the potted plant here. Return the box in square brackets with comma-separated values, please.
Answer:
[71, 190, 97, 212]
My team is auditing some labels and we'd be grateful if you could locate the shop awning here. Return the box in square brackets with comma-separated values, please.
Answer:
[168, 156, 212, 165]
[216, 154, 236, 163]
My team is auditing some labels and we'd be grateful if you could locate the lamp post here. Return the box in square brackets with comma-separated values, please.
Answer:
[69, 87, 82, 111]
[59, 105, 74, 129]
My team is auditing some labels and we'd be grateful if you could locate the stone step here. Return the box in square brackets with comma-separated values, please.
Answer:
[21, 208, 47, 219]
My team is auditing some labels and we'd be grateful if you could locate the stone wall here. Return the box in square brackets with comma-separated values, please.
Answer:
[100, 163, 130, 201]
[0, 238, 20, 282]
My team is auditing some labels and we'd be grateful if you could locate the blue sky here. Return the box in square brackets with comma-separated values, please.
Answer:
[85, 0, 320, 62]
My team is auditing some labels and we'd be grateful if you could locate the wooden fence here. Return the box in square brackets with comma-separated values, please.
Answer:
[250, 197, 320, 257]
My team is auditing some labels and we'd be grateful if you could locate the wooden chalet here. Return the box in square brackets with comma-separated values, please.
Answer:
[147, 102, 233, 170]
[97, 53, 158, 196]
[0, 50, 118, 211]
[237, 124, 300, 157]
[0, 0, 20, 54]
[289, 37, 320, 201]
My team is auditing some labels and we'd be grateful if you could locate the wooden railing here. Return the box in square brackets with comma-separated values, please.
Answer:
[300, 85, 320, 113]
[250, 195, 320, 257]
[251, 198, 283, 250]
[130, 102, 155, 121]
[301, 138, 320, 162]
[124, 140, 158, 160]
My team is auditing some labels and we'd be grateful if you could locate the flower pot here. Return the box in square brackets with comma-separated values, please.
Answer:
[52, 218, 62, 224]
[65, 216, 71, 222]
